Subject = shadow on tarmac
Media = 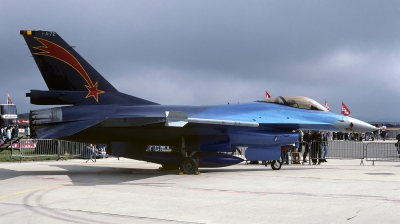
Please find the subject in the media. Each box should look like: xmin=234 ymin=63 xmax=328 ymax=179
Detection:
xmin=0 ymin=161 xmax=340 ymax=186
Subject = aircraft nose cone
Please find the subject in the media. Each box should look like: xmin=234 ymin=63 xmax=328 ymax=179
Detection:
xmin=347 ymin=117 xmax=377 ymax=133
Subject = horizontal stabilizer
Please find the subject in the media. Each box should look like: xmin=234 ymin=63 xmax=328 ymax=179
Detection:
xmin=165 ymin=111 xmax=259 ymax=127
xmin=35 ymin=119 xmax=104 ymax=139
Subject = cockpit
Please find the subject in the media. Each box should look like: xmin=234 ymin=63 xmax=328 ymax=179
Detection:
xmin=258 ymin=95 xmax=328 ymax=111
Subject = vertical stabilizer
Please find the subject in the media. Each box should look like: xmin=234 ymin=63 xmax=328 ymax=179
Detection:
xmin=21 ymin=30 xmax=157 ymax=105
xmin=20 ymin=30 xmax=117 ymax=101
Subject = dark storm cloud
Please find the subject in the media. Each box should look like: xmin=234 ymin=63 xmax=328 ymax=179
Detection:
xmin=1 ymin=0 xmax=400 ymax=121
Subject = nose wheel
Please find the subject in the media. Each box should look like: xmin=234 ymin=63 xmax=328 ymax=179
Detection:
xmin=271 ymin=160 xmax=282 ymax=170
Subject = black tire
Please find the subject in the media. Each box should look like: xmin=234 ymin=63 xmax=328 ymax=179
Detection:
xmin=162 ymin=164 xmax=179 ymax=170
xmin=271 ymin=160 xmax=282 ymax=170
xmin=180 ymin=157 xmax=198 ymax=174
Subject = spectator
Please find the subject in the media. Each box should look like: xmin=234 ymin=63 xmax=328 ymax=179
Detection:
xmin=311 ymin=130 xmax=323 ymax=165
xmin=13 ymin=125 xmax=19 ymax=138
xmin=25 ymin=126 xmax=30 ymax=139
xmin=326 ymin=131 xmax=332 ymax=141
xmin=0 ymin=127 xmax=3 ymax=144
xmin=303 ymin=130 xmax=311 ymax=163
xmin=281 ymin=146 xmax=290 ymax=164
xmin=297 ymin=130 xmax=303 ymax=153
xmin=396 ymin=134 xmax=400 ymax=158
xmin=0 ymin=126 xmax=5 ymax=142
xmin=85 ymin=143 xmax=95 ymax=161
xmin=5 ymin=127 xmax=12 ymax=143
xmin=380 ymin=124 xmax=387 ymax=141
xmin=320 ymin=131 xmax=329 ymax=162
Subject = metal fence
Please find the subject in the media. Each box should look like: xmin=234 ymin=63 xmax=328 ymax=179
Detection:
xmin=234 ymin=140 xmax=400 ymax=165
xmin=5 ymin=139 xmax=400 ymax=165
xmin=325 ymin=141 xmax=365 ymax=159
xmin=365 ymin=142 xmax=400 ymax=164
xmin=9 ymin=139 xmax=89 ymax=160
xmin=303 ymin=141 xmax=400 ymax=164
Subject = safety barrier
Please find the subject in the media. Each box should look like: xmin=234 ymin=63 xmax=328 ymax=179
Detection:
xmin=9 ymin=139 xmax=89 ymax=160
xmin=301 ymin=140 xmax=400 ymax=165
xmin=5 ymin=139 xmax=400 ymax=165
xmin=324 ymin=141 xmax=365 ymax=159
xmin=365 ymin=142 xmax=400 ymax=165
xmin=299 ymin=140 xmax=366 ymax=165
xmin=234 ymin=140 xmax=400 ymax=165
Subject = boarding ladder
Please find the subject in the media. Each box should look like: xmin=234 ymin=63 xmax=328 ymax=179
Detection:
xmin=0 ymin=137 xmax=23 ymax=152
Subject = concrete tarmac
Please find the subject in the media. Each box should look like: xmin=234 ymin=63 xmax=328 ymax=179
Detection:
xmin=0 ymin=158 xmax=399 ymax=224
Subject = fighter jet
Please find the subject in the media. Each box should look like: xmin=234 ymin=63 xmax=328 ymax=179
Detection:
xmin=20 ymin=30 xmax=376 ymax=173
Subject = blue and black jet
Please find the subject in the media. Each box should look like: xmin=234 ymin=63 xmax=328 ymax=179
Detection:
xmin=20 ymin=30 xmax=376 ymax=173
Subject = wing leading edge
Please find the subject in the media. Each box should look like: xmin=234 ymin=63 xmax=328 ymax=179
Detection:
xmin=165 ymin=111 xmax=259 ymax=127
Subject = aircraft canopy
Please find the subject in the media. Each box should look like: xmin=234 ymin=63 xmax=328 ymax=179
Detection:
xmin=258 ymin=95 xmax=328 ymax=111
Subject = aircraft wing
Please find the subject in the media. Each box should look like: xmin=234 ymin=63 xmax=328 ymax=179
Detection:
xmin=165 ymin=111 xmax=259 ymax=127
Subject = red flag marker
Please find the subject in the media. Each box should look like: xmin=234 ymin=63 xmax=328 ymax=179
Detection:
xmin=341 ymin=102 xmax=351 ymax=116
xmin=325 ymin=99 xmax=330 ymax=111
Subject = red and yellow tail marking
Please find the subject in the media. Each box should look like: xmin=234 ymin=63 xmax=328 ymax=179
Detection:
xmin=32 ymin=37 xmax=104 ymax=102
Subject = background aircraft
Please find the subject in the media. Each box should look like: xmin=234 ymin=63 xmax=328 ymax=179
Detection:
xmin=20 ymin=30 xmax=376 ymax=174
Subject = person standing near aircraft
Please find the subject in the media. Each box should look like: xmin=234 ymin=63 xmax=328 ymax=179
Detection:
xmin=0 ymin=127 xmax=4 ymax=142
xmin=85 ymin=144 xmax=96 ymax=162
xmin=394 ymin=134 xmax=400 ymax=158
xmin=311 ymin=130 xmax=323 ymax=165
xmin=297 ymin=130 xmax=303 ymax=153
xmin=25 ymin=126 xmax=30 ymax=139
xmin=0 ymin=127 xmax=4 ymax=144
xmin=380 ymin=124 xmax=387 ymax=141
xmin=396 ymin=134 xmax=400 ymax=158
xmin=281 ymin=146 xmax=289 ymax=165
xmin=302 ymin=130 xmax=311 ymax=163
xmin=5 ymin=126 xmax=12 ymax=143
xmin=320 ymin=131 xmax=329 ymax=162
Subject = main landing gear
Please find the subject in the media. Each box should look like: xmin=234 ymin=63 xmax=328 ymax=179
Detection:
xmin=179 ymin=157 xmax=199 ymax=174
xmin=178 ymin=136 xmax=200 ymax=175
xmin=159 ymin=156 xmax=199 ymax=174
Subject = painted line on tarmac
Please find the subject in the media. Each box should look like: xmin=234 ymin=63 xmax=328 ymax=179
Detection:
xmin=0 ymin=184 xmax=64 ymax=200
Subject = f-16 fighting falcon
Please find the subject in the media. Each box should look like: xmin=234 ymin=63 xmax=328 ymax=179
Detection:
xmin=20 ymin=30 xmax=376 ymax=174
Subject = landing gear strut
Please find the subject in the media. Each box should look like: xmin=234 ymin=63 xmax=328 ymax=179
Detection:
xmin=179 ymin=136 xmax=199 ymax=175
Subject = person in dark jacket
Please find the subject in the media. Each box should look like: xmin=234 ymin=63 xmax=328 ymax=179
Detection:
xmin=302 ymin=130 xmax=311 ymax=162
xmin=311 ymin=130 xmax=323 ymax=165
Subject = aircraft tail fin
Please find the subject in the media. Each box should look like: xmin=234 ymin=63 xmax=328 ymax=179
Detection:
xmin=20 ymin=30 xmax=157 ymax=105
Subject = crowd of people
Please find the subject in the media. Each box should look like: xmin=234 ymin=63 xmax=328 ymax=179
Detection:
xmin=84 ymin=143 xmax=108 ymax=159
xmin=332 ymin=124 xmax=388 ymax=141
xmin=281 ymin=125 xmax=394 ymax=165
xmin=0 ymin=125 xmax=19 ymax=145
xmin=280 ymin=130 xmax=330 ymax=165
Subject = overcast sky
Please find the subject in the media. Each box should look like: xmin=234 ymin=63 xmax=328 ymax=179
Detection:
xmin=1 ymin=0 xmax=400 ymax=122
